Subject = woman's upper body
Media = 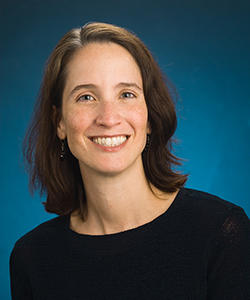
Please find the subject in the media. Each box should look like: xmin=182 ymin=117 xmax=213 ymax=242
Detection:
xmin=10 ymin=22 xmax=250 ymax=299
xmin=10 ymin=188 xmax=250 ymax=299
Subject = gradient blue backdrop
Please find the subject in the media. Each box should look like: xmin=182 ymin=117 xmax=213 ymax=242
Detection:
xmin=1 ymin=0 xmax=249 ymax=298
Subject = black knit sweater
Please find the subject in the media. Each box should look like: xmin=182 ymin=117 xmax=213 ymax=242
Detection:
xmin=10 ymin=188 xmax=250 ymax=299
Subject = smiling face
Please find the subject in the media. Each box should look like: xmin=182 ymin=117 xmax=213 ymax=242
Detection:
xmin=57 ymin=42 xmax=150 ymax=177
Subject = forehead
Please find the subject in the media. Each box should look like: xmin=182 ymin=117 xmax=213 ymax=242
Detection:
xmin=65 ymin=42 xmax=142 ymax=81
xmin=70 ymin=41 xmax=135 ymax=61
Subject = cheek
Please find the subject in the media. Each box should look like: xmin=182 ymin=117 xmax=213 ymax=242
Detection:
xmin=63 ymin=111 xmax=89 ymax=158
xmin=64 ymin=110 xmax=89 ymax=134
xmin=131 ymin=103 xmax=148 ymax=131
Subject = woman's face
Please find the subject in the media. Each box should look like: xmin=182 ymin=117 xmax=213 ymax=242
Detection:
xmin=57 ymin=42 xmax=150 ymax=177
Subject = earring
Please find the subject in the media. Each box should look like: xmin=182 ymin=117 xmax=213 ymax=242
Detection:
xmin=60 ymin=139 xmax=66 ymax=161
xmin=144 ymin=134 xmax=151 ymax=152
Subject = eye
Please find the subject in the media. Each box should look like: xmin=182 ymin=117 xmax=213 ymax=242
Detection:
xmin=77 ymin=94 xmax=94 ymax=102
xmin=120 ymin=92 xmax=136 ymax=99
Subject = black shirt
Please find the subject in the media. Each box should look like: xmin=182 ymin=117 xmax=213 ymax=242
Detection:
xmin=10 ymin=188 xmax=250 ymax=299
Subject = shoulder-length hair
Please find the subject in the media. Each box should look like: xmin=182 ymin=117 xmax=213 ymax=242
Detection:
xmin=23 ymin=22 xmax=188 ymax=216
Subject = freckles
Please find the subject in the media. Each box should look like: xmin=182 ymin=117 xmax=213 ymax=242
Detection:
xmin=65 ymin=110 xmax=87 ymax=133
xmin=131 ymin=104 xmax=148 ymax=128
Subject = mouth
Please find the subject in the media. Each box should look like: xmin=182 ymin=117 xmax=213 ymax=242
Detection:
xmin=91 ymin=135 xmax=129 ymax=147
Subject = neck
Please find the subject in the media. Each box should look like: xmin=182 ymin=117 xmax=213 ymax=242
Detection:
xmin=70 ymin=158 xmax=177 ymax=235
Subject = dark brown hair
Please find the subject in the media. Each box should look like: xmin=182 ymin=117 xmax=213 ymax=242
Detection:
xmin=23 ymin=22 xmax=188 ymax=216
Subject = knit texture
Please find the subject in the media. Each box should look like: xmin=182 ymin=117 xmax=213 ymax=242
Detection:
xmin=10 ymin=188 xmax=250 ymax=299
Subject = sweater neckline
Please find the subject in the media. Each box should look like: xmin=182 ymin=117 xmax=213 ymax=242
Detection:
xmin=62 ymin=188 xmax=187 ymax=253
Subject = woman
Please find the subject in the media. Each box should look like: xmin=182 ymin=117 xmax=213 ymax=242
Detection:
xmin=10 ymin=22 xmax=250 ymax=299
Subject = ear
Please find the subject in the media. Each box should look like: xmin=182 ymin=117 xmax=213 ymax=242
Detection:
xmin=52 ymin=105 xmax=67 ymax=140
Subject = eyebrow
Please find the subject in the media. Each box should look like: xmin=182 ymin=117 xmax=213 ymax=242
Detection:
xmin=115 ymin=82 xmax=142 ymax=91
xmin=68 ymin=84 xmax=97 ymax=98
xmin=68 ymin=82 xmax=142 ymax=98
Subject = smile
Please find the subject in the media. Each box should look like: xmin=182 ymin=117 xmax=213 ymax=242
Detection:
xmin=92 ymin=136 xmax=128 ymax=147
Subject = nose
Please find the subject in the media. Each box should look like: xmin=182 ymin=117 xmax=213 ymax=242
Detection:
xmin=95 ymin=101 xmax=122 ymax=127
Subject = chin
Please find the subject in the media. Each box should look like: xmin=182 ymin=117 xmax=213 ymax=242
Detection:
xmin=95 ymin=164 xmax=129 ymax=176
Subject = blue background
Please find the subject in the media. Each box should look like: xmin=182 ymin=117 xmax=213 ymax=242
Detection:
xmin=1 ymin=0 xmax=249 ymax=298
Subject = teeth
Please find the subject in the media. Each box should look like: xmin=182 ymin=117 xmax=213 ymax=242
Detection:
xmin=92 ymin=136 xmax=127 ymax=147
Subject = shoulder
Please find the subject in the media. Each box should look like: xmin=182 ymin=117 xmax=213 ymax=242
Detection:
xmin=184 ymin=189 xmax=250 ymax=296
xmin=177 ymin=188 xmax=250 ymax=233
xmin=10 ymin=216 xmax=70 ymax=295
xmin=182 ymin=187 xmax=246 ymax=216
xmin=11 ymin=216 xmax=68 ymax=257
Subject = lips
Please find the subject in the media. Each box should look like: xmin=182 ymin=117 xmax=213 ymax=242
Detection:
xmin=91 ymin=135 xmax=128 ymax=147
